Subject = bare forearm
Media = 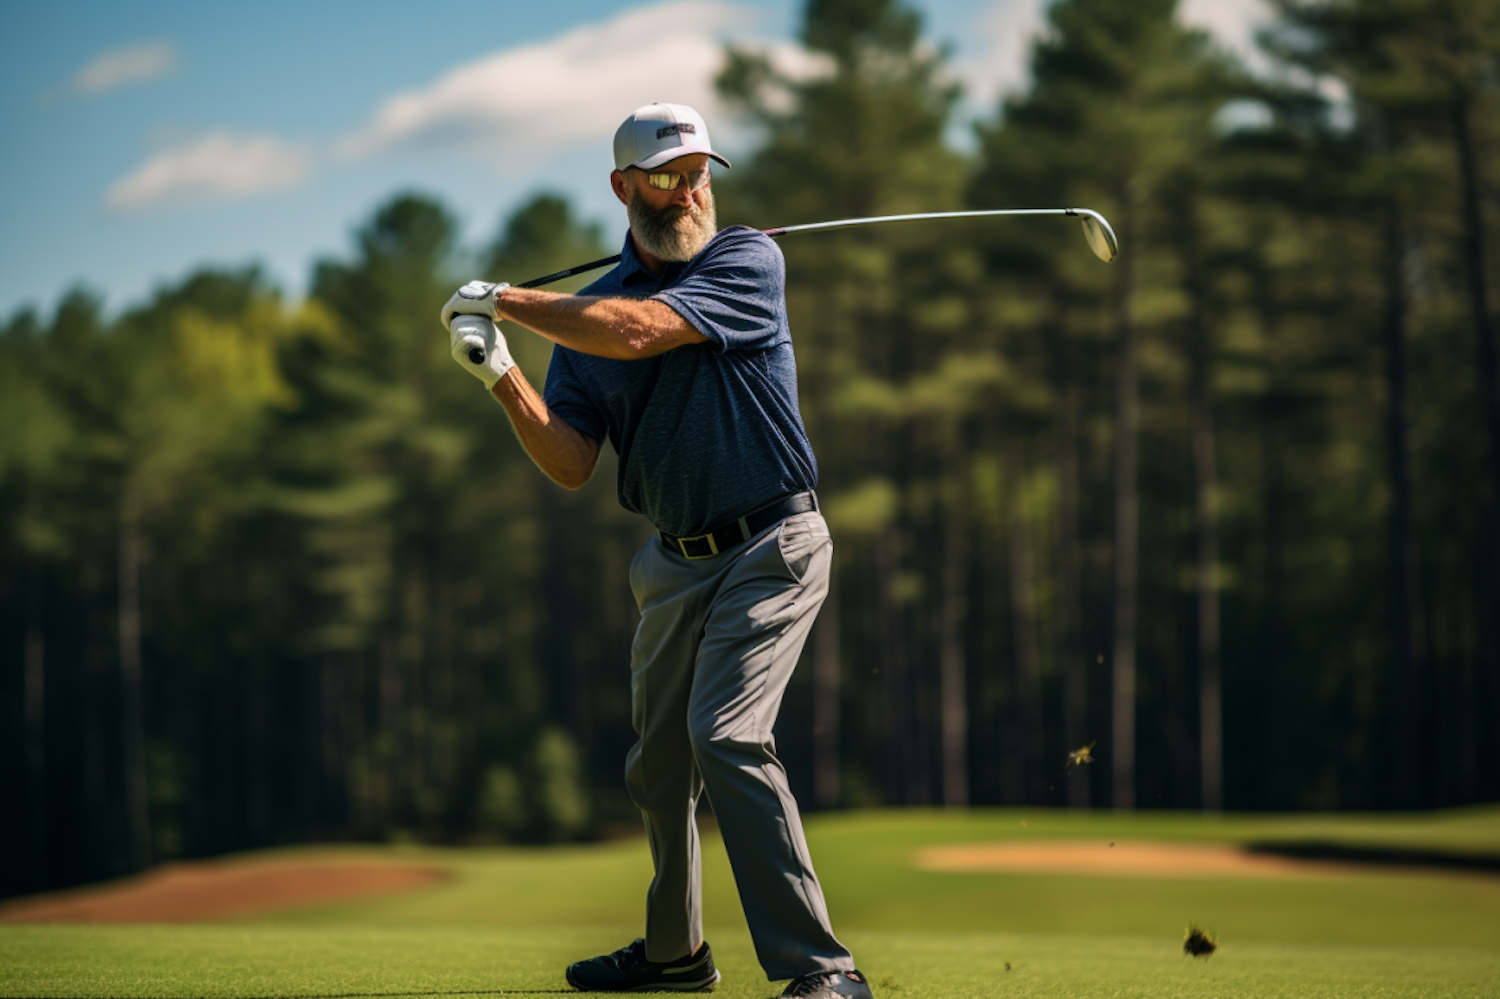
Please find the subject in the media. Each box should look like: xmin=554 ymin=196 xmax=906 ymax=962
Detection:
xmin=490 ymin=366 xmax=599 ymax=489
xmin=496 ymin=287 xmax=705 ymax=359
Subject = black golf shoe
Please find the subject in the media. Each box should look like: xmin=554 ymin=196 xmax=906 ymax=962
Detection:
xmin=780 ymin=969 xmax=874 ymax=999
xmin=565 ymin=938 xmax=720 ymax=992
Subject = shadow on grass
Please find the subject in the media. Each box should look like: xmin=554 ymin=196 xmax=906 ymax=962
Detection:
xmin=1247 ymin=841 xmax=1500 ymax=874
xmin=299 ymin=992 xmax=575 ymax=998
xmin=301 ymin=993 xmax=576 ymax=998
xmin=42 ymin=992 xmax=578 ymax=999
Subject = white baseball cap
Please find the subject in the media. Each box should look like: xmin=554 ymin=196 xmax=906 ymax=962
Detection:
xmin=613 ymin=103 xmax=732 ymax=172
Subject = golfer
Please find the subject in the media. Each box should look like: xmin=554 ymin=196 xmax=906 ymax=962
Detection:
xmin=440 ymin=104 xmax=870 ymax=999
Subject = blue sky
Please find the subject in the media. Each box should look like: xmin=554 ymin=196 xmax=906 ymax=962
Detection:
xmin=0 ymin=0 xmax=1268 ymax=320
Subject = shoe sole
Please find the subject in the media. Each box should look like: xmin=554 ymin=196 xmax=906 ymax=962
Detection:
xmin=565 ymin=967 xmax=720 ymax=992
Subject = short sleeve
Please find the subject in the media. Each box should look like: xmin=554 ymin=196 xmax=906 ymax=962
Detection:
xmin=652 ymin=228 xmax=786 ymax=353
xmin=541 ymin=345 xmax=606 ymax=442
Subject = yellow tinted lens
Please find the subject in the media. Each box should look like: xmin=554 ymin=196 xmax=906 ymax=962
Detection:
xmin=645 ymin=168 xmax=710 ymax=191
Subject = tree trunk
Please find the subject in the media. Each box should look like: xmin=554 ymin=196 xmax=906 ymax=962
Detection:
xmin=25 ymin=556 xmax=48 ymax=890
xmin=1111 ymin=192 xmax=1140 ymax=811
xmin=1384 ymin=202 xmax=1426 ymax=808
xmin=1449 ymin=94 xmax=1500 ymax=801
xmin=541 ymin=479 xmax=582 ymax=734
xmin=378 ymin=633 xmax=400 ymax=827
xmin=118 ymin=484 xmax=151 ymax=870
xmin=939 ymin=474 xmax=969 ymax=808
xmin=1005 ymin=440 xmax=1044 ymax=803
xmin=1258 ymin=409 xmax=1286 ymax=810
xmin=1180 ymin=195 xmax=1223 ymax=811
xmin=1451 ymin=87 xmax=1500 ymax=540
xmin=1191 ymin=317 xmax=1223 ymax=812
xmin=320 ymin=659 xmax=338 ymax=839
xmin=1253 ymin=242 xmax=1287 ymax=810
xmin=813 ymin=572 xmax=842 ymax=808
xmin=244 ymin=662 xmax=269 ymax=844
xmin=1049 ymin=298 xmax=1089 ymax=808
xmin=873 ymin=534 xmax=908 ymax=803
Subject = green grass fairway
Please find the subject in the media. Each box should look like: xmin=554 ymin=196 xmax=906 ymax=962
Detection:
xmin=3 ymin=807 xmax=1498 ymax=998
xmin=3 ymin=925 xmax=1497 ymax=999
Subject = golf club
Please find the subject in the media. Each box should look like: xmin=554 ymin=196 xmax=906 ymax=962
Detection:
xmin=459 ymin=208 xmax=1119 ymax=363
xmin=520 ymin=207 xmax=1118 ymax=289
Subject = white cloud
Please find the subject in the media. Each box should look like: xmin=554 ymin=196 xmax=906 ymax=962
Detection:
xmin=68 ymin=40 xmax=180 ymax=98
xmin=958 ymin=0 xmax=1277 ymax=107
xmin=760 ymin=39 xmax=836 ymax=85
xmin=340 ymin=1 xmax=752 ymax=170
xmin=1178 ymin=0 xmax=1275 ymax=72
xmin=105 ymin=133 xmax=313 ymax=211
xmin=1180 ymin=2 xmax=1355 ymax=128
xmin=957 ymin=0 xmax=1050 ymax=107
xmin=101 ymin=2 xmax=788 ymax=213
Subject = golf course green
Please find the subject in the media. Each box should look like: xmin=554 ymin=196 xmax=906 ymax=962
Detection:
xmin=3 ymin=807 xmax=1497 ymax=998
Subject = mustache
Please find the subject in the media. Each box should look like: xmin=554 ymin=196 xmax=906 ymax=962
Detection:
xmin=628 ymin=187 xmax=717 ymax=262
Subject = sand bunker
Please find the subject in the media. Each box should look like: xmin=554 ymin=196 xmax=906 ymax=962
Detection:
xmin=0 ymin=860 xmax=444 ymax=923
xmin=913 ymin=840 xmax=1363 ymax=879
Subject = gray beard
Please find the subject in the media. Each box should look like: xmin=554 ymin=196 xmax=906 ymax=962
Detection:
xmin=627 ymin=186 xmax=718 ymax=263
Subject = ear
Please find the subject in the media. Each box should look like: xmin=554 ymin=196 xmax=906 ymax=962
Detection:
xmin=610 ymin=170 xmax=630 ymax=206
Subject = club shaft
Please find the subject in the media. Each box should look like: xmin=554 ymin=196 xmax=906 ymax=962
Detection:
xmin=519 ymin=255 xmax=625 ymax=289
xmin=763 ymin=208 xmax=1084 ymax=237
xmin=518 ymin=208 xmax=1104 ymax=289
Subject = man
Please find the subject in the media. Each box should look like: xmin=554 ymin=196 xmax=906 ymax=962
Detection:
xmin=440 ymin=103 xmax=872 ymax=999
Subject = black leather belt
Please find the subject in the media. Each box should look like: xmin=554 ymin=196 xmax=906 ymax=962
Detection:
xmin=659 ymin=491 xmax=818 ymax=560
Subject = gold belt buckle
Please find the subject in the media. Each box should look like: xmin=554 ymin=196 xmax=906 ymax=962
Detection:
xmin=678 ymin=532 xmax=719 ymax=559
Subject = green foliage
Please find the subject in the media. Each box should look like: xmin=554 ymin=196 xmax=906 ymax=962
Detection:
xmin=528 ymin=727 xmax=590 ymax=840
xmin=0 ymin=191 xmax=622 ymax=897
xmin=485 ymin=192 xmax=606 ymax=281
xmin=4 ymin=0 xmax=1498 ymax=901
xmin=474 ymin=728 xmax=590 ymax=842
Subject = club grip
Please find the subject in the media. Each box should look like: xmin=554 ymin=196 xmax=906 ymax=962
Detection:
xmin=450 ymin=315 xmax=491 ymax=366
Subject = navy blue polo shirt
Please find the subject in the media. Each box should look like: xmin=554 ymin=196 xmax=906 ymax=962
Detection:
xmin=541 ymin=225 xmax=818 ymax=538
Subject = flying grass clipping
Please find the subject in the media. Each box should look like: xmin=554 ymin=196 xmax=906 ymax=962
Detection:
xmin=1183 ymin=925 xmax=1219 ymax=958
xmin=1066 ymin=742 xmax=1096 ymax=769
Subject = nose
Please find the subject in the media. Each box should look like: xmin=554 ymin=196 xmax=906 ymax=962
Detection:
xmin=671 ymin=182 xmax=695 ymax=208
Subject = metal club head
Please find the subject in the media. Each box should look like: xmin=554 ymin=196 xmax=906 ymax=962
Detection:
xmin=1077 ymin=211 xmax=1120 ymax=263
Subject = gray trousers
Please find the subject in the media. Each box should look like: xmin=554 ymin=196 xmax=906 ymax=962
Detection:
xmin=625 ymin=509 xmax=854 ymax=981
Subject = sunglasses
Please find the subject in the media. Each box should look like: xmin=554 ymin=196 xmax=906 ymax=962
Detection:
xmin=641 ymin=165 xmax=712 ymax=192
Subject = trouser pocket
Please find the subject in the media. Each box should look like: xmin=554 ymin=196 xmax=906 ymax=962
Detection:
xmin=775 ymin=512 xmax=832 ymax=582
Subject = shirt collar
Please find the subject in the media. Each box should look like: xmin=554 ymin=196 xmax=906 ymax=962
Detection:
xmin=618 ymin=232 xmax=682 ymax=287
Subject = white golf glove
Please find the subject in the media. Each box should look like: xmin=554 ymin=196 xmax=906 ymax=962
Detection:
xmin=449 ymin=315 xmax=515 ymax=389
xmin=440 ymin=280 xmax=509 ymax=329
